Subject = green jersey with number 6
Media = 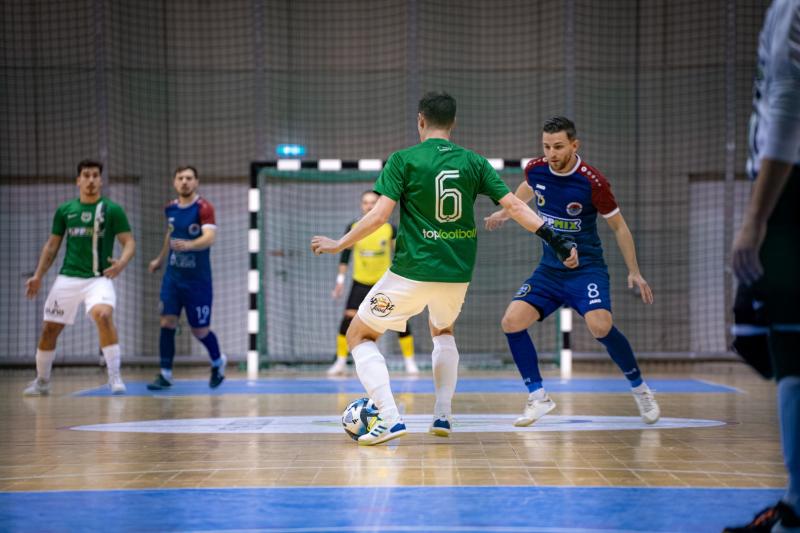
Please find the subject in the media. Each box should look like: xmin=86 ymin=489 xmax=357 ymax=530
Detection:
xmin=51 ymin=197 xmax=132 ymax=278
xmin=374 ymin=138 xmax=510 ymax=283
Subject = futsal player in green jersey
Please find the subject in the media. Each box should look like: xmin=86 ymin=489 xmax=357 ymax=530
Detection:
xmin=24 ymin=160 xmax=136 ymax=396
xmin=312 ymin=92 xmax=578 ymax=445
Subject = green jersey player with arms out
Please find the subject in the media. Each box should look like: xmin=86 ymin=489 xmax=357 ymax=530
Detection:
xmin=24 ymin=160 xmax=136 ymax=395
xmin=312 ymin=92 xmax=578 ymax=445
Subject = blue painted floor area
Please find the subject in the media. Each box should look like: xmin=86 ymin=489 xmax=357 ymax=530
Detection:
xmin=0 ymin=486 xmax=782 ymax=532
xmin=73 ymin=377 xmax=739 ymax=397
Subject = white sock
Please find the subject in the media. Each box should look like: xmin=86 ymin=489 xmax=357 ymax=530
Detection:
xmin=632 ymin=382 xmax=649 ymax=394
xmin=778 ymin=375 xmax=800 ymax=514
xmin=530 ymin=388 xmax=547 ymax=401
xmin=161 ymin=368 xmax=173 ymax=381
xmin=35 ymin=349 xmax=56 ymax=381
xmin=102 ymin=344 xmax=121 ymax=376
xmin=351 ymin=341 xmax=399 ymax=422
xmin=432 ymin=334 xmax=459 ymax=417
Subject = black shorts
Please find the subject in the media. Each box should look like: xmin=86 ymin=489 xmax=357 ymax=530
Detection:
xmin=758 ymin=166 xmax=800 ymax=379
xmin=345 ymin=281 xmax=373 ymax=311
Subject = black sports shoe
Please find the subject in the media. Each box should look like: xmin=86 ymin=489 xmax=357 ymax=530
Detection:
xmin=209 ymin=354 xmax=227 ymax=389
xmin=146 ymin=374 xmax=173 ymax=391
xmin=723 ymin=501 xmax=800 ymax=532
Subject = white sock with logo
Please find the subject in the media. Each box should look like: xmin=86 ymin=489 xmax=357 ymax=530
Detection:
xmin=351 ymin=341 xmax=400 ymax=423
xmin=35 ymin=349 xmax=56 ymax=381
xmin=102 ymin=344 xmax=121 ymax=376
xmin=432 ymin=334 xmax=459 ymax=417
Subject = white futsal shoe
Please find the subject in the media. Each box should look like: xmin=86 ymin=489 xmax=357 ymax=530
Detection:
xmin=23 ymin=378 xmax=51 ymax=396
xmin=632 ymin=384 xmax=660 ymax=424
xmin=358 ymin=414 xmax=407 ymax=446
xmin=513 ymin=391 xmax=556 ymax=427
xmin=326 ymin=357 xmax=348 ymax=377
xmin=109 ymin=373 xmax=126 ymax=395
xmin=404 ymin=357 xmax=419 ymax=376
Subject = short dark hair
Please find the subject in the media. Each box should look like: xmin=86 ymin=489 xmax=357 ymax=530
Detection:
xmin=77 ymin=159 xmax=103 ymax=175
xmin=418 ymin=92 xmax=456 ymax=128
xmin=174 ymin=165 xmax=198 ymax=179
xmin=542 ymin=116 xmax=577 ymax=140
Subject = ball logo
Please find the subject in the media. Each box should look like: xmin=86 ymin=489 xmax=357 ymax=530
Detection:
xmin=515 ymin=284 xmax=532 ymax=297
xmin=566 ymin=202 xmax=583 ymax=216
xmin=81 ymin=212 xmax=92 ymax=223
xmin=188 ymin=223 xmax=201 ymax=236
xmin=369 ymin=293 xmax=395 ymax=317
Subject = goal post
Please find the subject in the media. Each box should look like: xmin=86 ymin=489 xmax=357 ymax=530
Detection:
xmin=248 ymin=158 xmax=568 ymax=377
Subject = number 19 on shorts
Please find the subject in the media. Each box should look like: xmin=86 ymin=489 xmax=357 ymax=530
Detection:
xmin=195 ymin=305 xmax=210 ymax=325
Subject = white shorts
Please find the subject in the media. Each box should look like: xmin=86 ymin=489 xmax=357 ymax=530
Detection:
xmin=43 ymin=275 xmax=116 ymax=325
xmin=356 ymin=270 xmax=470 ymax=333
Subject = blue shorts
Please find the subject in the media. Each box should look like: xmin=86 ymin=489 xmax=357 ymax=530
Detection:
xmin=513 ymin=265 xmax=611 ymax=320
xmin=160 ymin=275 xmax=213 ymax=328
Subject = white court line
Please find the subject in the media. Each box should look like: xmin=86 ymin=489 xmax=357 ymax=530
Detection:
xmin=692 ymin=378 xmax=745 ymax=394
xmin=69 ymin=414 xmax=726 ymax=435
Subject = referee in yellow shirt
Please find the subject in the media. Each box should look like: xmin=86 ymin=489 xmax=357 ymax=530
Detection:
xmin=328 ymin=191 xmax=418 ymax=376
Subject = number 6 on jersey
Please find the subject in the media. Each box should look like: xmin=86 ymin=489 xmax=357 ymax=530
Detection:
xmin=435 ymin=170 xmax=462 ymax=223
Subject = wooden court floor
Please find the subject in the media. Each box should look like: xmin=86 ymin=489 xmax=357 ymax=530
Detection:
xmin=0 ymin=362 xmax=787 ymax=532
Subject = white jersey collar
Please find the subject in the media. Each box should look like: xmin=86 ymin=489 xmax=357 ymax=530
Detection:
xmin=549 ymin=155 xmax=582 ymax=177
xmin=176 ymin=194 xmax=199 ymax=209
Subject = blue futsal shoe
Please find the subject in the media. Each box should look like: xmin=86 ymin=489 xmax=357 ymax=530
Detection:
xmin=209 ymin=354 xmax=227 ymax=389
xmin=147 ymin=374 xmax=172 ymax=391
xmin=429 ymin=415 xmax=452 ymax=437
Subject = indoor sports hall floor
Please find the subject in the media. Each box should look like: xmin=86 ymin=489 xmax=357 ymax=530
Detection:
xmin=0 ymin=362 xmax=785 ymax=533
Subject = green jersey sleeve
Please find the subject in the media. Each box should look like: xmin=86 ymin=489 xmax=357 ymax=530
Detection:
xmin=51 ymin=204 xmax=66 ymax=236
xmin=108 ymin=203 xmax=132 ymax=236
xmin=374 ymin=152 xmax=404 ymax=201
xmin=476 ymin=156 xmax=510 ymax=203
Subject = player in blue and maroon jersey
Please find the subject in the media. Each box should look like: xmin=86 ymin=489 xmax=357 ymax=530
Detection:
xmin=147 ymin=166 xmax=226 ymax=389
xmin=485 ymin=116 xmax=659 ymax=426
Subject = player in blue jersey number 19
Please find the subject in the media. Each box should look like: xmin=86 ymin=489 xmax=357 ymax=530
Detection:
xmin=147 ymin=166 xmax=227 ymax=390
xmin=485 ymin=116 xmax=659 ymax=426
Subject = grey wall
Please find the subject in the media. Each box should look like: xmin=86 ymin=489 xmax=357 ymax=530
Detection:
xmin=0 ymin=0 xmax=771 ymax=362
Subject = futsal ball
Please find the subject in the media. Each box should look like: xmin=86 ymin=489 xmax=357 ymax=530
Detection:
xmin=341 ymin=397 xmax=379 ymax=441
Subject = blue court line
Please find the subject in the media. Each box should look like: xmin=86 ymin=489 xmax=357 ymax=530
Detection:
xmin=0 ymin=486 xmax=782 ymax=532
xmin=72 ymin=377 xmax=739 ymax=397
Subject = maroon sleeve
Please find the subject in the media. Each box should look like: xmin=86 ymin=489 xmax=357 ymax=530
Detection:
xmin=198 ymin=198 xmax=216 ymax=226
xmin=586 ymin=166 xmax=619 ymax=217
xmin=524 ymin=157 xmax=545 ymax=187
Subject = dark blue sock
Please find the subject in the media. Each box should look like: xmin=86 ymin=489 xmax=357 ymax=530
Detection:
xmin=159 ymin=327 xmax=176 ymax=371
xmin=199 ymin=331 xmax=221 ymax=363
xmin=505 ymin=330 xmax=543 ymax=392
xmin=597 ymin=326 xmax=642 ymax=387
